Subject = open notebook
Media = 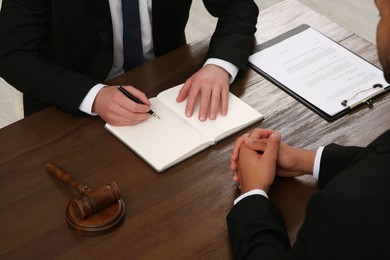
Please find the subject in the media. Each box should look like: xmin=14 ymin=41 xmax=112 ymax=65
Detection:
xmin=105 ymin=84 xmax=264 ymax=172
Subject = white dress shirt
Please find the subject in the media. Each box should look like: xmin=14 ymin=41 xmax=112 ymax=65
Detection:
xmin=234 ymin=147 xmax=325 ymax=205
xmin=79 ymin=0 xmax=238 ymax=115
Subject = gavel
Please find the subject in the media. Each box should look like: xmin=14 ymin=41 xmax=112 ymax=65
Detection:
xmin=47 ymin=162 xmax=121 ymax=219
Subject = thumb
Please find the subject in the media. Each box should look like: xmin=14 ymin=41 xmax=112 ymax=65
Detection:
xmin=262 ymin=131 xmax=281 ymax=164
xmin=245 ymin=137 xmax=267 ymax=152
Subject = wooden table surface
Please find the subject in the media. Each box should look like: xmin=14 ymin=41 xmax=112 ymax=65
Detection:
xmin=1 ymin=0 xmax=389 ymax=259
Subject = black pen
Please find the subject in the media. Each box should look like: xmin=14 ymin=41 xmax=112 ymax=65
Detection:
xmin=117 ymin=85 xmax=160 ymax=119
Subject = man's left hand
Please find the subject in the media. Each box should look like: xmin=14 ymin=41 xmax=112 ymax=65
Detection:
xmin=176 ymin=64 xmax=230 ymax=121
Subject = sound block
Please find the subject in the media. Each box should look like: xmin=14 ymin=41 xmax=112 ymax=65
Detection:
xmin=66 ymin=199 xmax=125 ymax=236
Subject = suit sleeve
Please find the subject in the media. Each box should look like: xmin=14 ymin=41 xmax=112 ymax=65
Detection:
xmin=286 ymin=190 xmax=371 ymax=259
xmin=0 ymin=0 xmax=110 ymax=114
xmin=318 ymin=144 xmax=363 ymax=188
xmin=226 ymin=195 xmax=290 ymax=260
xmin=227 ymin=191 xmax=371 ymax=260
xmin=319 ymin=130 xmax=390 ymax=188
xmin=203 ymin=0 xmax=259 ymax=71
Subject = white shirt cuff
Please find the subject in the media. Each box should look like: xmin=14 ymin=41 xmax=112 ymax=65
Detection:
xmin=234 ymin=189 xmax=268 ymax=205
xmin=78 ymin=83 xmax=106 ymax=115
xmin=204 ymin=58 xmax=239 ymax=84
xmin=313 ymin=146 xmax=325 ymax=180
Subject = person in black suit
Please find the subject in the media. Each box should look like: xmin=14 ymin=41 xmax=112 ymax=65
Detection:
xmin=226 ymin=0 xmax=390 ymax=259
xmin=0 ymin=0 xmax=258 ymax=125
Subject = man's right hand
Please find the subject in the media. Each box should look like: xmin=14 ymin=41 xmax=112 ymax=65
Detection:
xmin=92 ymin=85 xmax=151 ymax=126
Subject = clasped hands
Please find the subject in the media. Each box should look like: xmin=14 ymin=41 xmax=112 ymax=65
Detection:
xmin=230 ymin=129 xmax=316 ymax=194
xmin=93 ymin=64 xmax=229 ymax=126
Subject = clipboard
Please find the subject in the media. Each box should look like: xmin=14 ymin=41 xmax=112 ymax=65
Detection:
xmin=249 ymin=24 xmax=390 ymax=122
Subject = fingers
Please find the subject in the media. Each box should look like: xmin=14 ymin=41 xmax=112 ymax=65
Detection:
xmin=104 ymin=104 xmax=150 ymax=126
xmin=122 ymin=85 xmax=151 ymax=106
xmin=93 ymin=85 xmax=151 ymax=126
xmin=176 ymin=79 xmax=192 ymax=107
xmin=236 ymin=144 xmax=265 ymax=193
xmin=230 ymin=129 xmax=281 ymax=184
xmin=231 ymin=135 xmax=248 ymax=160
xmin=117 ymin=86 xmax=150 ymax=114
xmin=220 ymin=87 xmax=229 ymax=116
xmin=231 ymin=128 xmax=274 ymax=162
xmin=232 ymin=172 xmax=240 ymax=183
xmin=181 ymin=81 xmax=216 ymax=122
xmin=261 ymin=132 xmax=281 ymax=172
xmin=235 ymin=133 xmax=281 ymax=193
xmin=176 ymin=78 xmax=199 ymax=118
xmin=230 ymin=130 xmax=267 ymax=180
xmin=264 ymin=132 xmax=281 ymax=157
xmin=198 ymin=84 xmax=211 ymax=122
xmin=248 ymin=128 xmax=275 ymax=139
xmin=176 ymin=65 xmax=230 ymax=121
xmin=238 ymin=143 xmax=258 ymax=163
xmin=208 ymin=84 xmax=229 ymax=119
xmin=188 ymin=83 xmax=228 ymax=121
xmin=245 ymin=137 xmax=267 ymax=151
xmin=231 ymin=135 xmax=251 ymax=183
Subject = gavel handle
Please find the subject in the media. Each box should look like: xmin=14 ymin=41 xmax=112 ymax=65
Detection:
xmin=47 ymin=162 xmax=91 ymax=195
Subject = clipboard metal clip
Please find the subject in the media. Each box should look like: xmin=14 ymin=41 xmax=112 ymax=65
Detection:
xmin=341 ymin=83 xmax=384 ymax=109
xmin=365 ymin=99 xmax=374 ymax=108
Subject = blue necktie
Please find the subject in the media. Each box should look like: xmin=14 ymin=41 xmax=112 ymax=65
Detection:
xmin=122 ymin=0 xmax=144 ymax=71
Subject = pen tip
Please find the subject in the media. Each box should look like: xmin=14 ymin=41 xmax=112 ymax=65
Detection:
xmin=153 ymin=113 xmax=160 ymax=119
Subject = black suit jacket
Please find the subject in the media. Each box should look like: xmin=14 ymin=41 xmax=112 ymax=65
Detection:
xmin=0 ymin=0 xmax=258 ymax=116
xmin=227 ymin=130 xmax=390 ymax=260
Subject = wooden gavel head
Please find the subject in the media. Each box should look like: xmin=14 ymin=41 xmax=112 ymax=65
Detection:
xmin=46 ymin=162 xmax=122 ymax=219
xmin=47 ymin=162 xmax=125 ymax=235
xmin=71 ymin=181 xmax=121 ymax=219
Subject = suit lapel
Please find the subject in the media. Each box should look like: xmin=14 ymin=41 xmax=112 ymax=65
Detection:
xmin=84 ymin=0 xmax=113 ymax=50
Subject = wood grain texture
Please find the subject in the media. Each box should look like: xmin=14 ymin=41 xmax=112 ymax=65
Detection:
xmin=0 ymin=0 xmax=389 ymax=259
xmin=0 ymin=0 xmax=379 ymax=129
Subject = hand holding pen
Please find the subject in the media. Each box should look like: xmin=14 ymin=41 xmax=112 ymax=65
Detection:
xmin=92 ymin=85 xmax=158 ymax=126
xmin=117 ymin=86 xmax=160 ymax=119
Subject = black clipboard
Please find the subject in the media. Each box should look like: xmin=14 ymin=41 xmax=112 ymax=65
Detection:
xmin=249 ymin=24 xmax=390 ymax=122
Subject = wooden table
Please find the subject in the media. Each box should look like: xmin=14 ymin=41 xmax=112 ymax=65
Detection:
xmin=1 ymin=0 xmax=389 ymax=258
